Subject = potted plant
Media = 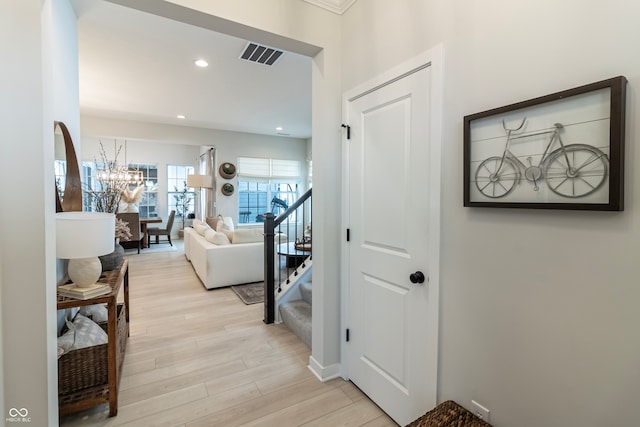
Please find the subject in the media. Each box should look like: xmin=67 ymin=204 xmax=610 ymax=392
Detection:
xmin=174 ymin=181 xmax=193 ymax=236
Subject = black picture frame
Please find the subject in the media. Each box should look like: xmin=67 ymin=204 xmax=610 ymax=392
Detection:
xmin=463 ymin=76 xmax=627 ymax=210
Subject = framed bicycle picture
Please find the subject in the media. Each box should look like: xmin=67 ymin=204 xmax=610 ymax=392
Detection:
xmin=463 ymin=76 xmax=627 ymax=211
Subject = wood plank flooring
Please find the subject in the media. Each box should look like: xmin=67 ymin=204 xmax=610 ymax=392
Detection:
xmin=59 ymin=242 xmax=397 ymax=427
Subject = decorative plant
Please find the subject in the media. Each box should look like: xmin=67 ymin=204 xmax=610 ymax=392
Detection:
xmin=173 ymin=181 xmax=193 ymax=229
xmin=120 ymin=185 xmax=145 ymax=205
xmin=84 ymin=141 xmax=143 ymax=213
xmin=114 ymin=218 xmax=132 ymax=242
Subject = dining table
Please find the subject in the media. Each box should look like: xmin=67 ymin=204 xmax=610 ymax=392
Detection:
xmin=139 ymin=217 xmax=162 ymax=248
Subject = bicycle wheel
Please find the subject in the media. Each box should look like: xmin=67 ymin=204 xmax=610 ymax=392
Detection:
xmin=475 ymin=156 xmax=519 ymax=198
xmin=544 ymin=144 xmax=608 ymax=198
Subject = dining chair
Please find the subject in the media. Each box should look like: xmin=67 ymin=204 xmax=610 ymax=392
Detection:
xmin=147 ymin=210 xmax=176 ymax=246
xmin=116 ymin=212 xmax=141 ymax=254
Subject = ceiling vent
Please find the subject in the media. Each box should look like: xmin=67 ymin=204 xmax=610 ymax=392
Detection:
xmin=240 ymin=42 xmax=284 ymax=66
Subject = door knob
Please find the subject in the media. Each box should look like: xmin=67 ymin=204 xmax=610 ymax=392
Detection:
xmin=409 ymin=271 xmax=425 ymax=284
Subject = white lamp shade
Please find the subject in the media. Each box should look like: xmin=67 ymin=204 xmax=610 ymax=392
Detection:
xmin=187 ymin=174 xmax=213 ymax=189
xmin=56 ymin=212 xmax=115 ymax=259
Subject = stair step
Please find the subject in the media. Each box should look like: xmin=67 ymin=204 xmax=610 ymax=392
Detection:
xmin=279 ymin=299 xmax=311 ymax=348
xmin=299 ymin=281 xmax=312 ymax=305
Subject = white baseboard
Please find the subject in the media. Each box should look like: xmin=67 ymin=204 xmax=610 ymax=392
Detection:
xmin=308 ymin=355 xmax=341 ymax=382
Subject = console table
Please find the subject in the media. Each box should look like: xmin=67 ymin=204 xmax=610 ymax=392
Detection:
xmin=57 ymin=259 xmax=129 ymax=417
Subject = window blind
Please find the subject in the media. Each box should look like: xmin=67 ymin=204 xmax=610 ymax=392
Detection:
xmin=238 ymin=157 xmax=300 ymax=179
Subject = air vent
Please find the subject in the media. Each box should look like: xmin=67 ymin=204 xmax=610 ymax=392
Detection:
xmin=240 ymin=42 xmax=284 ymax=66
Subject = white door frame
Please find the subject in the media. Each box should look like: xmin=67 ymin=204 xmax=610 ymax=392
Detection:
xmin=340 ymin=45 xmax=443 ymax=383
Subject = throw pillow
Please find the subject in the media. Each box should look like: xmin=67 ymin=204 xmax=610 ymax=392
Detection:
xmin=232 ymin=228 xmax=263 ymax=244
xmin=223 ymin=216 xmax=235 ymax=231
xmin=220 ymin=228 xmax=234 ymax=242
xmin=205 ymin=217 xmax=218 ymax=230
xmin=69 ymin=313 xmax=107 ymax=350
xmin=57 ymin=324 xmax=76 ymax=354
xmin=57 ymin=313 xmax=108 ymax=356
xmin=194 ymin=222 xmax=211 ymax=235
xmin=215 ymin=215 xmax=235 ymax=232
xmin=79 ymin=304 xmax=108 ymax=323
xmin=204 ymin=229 xmax=231 ymax=245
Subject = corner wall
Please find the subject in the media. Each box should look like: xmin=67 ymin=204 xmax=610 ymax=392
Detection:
xmin=1 ymin=0 xmax=80 ymax=423
xmin=342 ymin=1 xmax=640 ymax=426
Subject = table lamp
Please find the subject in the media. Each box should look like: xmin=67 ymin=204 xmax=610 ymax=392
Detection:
xmin=187 ymin=174 xmax=213 ymax=220
xmin=56 ymin=212 xmax=115 ymax=287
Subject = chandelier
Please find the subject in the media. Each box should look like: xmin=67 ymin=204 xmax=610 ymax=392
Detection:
xmin=95 ymin=140 xmax=144 ymax=188
xmin=88 ymin=141 xmax=145 ymax=213
xmin=96 ymin=167 xmax=144 ymax=186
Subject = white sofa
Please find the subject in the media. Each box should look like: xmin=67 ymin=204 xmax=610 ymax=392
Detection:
xmin=184 ymin=226 xmax=264 ymax=289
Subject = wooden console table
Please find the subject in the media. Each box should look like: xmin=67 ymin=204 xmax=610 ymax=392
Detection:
xmin=57 ymin=259 xmax=129 ymax=417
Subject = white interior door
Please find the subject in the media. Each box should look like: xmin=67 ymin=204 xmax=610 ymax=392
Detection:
xmin=345 ymin=56 xmax=441 ymax=426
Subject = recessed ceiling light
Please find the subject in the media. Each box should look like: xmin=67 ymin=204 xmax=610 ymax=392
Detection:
xmin=177 ymin=115 xmax=186 ymax=119
xmin=276 ymin=126 xmax=284 ymax=131
xmin=194 ymin=59 xmax=208 ymax=68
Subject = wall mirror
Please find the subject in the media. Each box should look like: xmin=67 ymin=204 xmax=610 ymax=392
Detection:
xmin=54 ymin=121 xmax=82 ymax=212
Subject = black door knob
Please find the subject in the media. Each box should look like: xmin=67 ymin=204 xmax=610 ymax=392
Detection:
xmin=409 ymin=271 xmax=425 ymax=284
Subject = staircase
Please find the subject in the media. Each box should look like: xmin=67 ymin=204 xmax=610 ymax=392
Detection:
xmin=263 ymin=188 xmax=312 ymax=348
xmin=279 ymin=280 xmax=312 ymax=348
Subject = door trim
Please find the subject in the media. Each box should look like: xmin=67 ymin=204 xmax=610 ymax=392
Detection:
xmin=340 ymin=45 xmax=443 ymax=386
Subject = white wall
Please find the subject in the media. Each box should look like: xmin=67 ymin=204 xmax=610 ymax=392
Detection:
xmin=80 ymin=115 xmax=308 ymax=229
xmin=1 ymin=0 xmax=79 ymax=424
xmin=342 ymin=2 xmax=640 ymax=427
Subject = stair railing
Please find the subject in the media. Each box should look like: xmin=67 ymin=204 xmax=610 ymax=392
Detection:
xmin=263 ymin=188 xmax=312 ymax=324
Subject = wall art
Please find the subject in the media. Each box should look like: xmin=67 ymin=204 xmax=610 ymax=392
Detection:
xmin=463 ymin=76 xmax=627 ymax=210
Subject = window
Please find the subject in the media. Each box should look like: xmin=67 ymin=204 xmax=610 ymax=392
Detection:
xmin=130 ymin=163 xmax=158 ymax=217
xmin=237 ymin=157 xmax=301 ymax=224
xmin=167 ymin=165 xmax=195 ymax=222
xmin=82 ymin=161 xmax=158 ymax=216
xmin=55 ymin=160 xmax=66 ymax=200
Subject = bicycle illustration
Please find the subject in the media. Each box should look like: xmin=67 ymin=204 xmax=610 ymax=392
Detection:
xmin=474 ymin=118 xmax=609 ymax=199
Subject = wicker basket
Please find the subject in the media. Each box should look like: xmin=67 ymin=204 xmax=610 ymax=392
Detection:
xmin=406 ymin=400 xmax=493 ymax=427
xmin=58 ymin=304 xmax=127 ymax=405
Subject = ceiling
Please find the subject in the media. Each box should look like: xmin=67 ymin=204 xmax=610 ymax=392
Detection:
xmin=72 ymin=1 xmax=313 ymax=139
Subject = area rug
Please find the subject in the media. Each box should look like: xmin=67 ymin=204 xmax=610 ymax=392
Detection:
xmin=231 ymin=282 xmax=264 ymax=305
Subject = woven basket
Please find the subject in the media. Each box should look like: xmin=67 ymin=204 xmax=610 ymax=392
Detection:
xmin=406 ymin=400 xmax=493 ymax=427
xmin=58 ymin=304 xmax=127 ymax=401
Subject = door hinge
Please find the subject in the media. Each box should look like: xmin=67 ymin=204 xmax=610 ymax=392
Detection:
xmin=341 ymin=124 xmax=351 ymax=140
xmin=346 ymin=228 xmax=350 ymax=242
xmin=346 ymin=328 xmax=350 ymax=342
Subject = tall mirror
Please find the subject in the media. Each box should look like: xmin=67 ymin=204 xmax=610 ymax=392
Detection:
xmin=54 ymin=121 xmax=82 ymax=212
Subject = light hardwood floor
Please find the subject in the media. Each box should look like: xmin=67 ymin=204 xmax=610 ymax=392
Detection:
xmin=59 ymin=242 xmax=398 ymax=427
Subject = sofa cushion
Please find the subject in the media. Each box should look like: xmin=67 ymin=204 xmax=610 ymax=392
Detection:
xmin=204 ymin=228 xmax=231 ymax=245
xmin=232 ymin=228 xmax=263 ymax=244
